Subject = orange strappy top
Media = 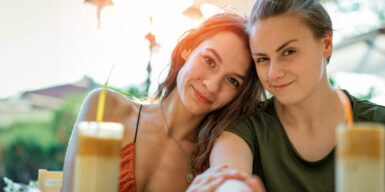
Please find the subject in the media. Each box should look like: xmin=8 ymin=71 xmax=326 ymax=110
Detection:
xmin=119 ymin=104 xmax=142 ymax=192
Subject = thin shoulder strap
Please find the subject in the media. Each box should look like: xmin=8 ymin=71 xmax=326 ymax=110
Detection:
xmin=134 ymin=104 xmax=143 ymax=143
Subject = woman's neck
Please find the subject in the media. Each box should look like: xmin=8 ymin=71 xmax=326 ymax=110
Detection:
xmin=160 ymin=89 xmax=206 ymax=141
xmin=275 ymin=76 xmax=345 ymax=132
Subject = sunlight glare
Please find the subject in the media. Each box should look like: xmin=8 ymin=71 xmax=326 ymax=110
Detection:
xmin=200 ymin=3 xmax=220 ymax=18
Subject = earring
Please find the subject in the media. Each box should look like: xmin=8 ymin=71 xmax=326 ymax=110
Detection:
xmin=322 ymin=57 xmax=326 ymax=66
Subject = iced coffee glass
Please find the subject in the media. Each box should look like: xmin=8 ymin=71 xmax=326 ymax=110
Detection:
xmin=74 ymin=121 xmax=124 ymax=192
xmin=336 ymin=123 xmax=384 ymax=192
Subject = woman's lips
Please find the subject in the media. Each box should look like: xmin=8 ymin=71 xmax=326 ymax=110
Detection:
xmin=272 ymin=81 xmax=294 ymax=91
xmin=192 ymin=87 xmax=212 ymax=104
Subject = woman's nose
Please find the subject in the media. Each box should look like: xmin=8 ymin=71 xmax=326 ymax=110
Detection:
xmin=267 ymin=61 xmax=284 ymax=80
xmin=203 ymin=76 xmax=221 ymax=93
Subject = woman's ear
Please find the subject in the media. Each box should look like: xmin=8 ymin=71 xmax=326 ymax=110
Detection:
xmin=322 ymin=31 xmax=333 ymax=57
xmin=181 ymin=49 xmax=191 ymax=61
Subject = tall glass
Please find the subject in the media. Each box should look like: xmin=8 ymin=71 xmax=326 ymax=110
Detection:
xmin=73 ymin=121 xmax=124 ymax=192
xmin=336 ymin=123 xmax=384 ymax=192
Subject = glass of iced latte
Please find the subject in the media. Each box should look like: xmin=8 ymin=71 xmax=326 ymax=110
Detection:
xmin=73 ymin=121 xmax=123 ymax=192
xmin=336 ymin=123 xmax=384 ymax=192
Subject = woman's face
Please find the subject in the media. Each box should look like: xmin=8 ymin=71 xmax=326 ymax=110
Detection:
xmin=249 ymin=15 xmax=332 ymax=105
xmin=177 ymin=31 xmax=251 ymax=116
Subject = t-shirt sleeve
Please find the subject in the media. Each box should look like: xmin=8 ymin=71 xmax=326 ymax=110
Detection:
xmin=354 ymin=99 xmax=385 ymax=124
xmin=373 ymin=105 xmax=385 ymax=125
xmin=225 ymin=119 xmax=256 ymax=157
xmin=373 ymin=105 xmax=385 ymax=123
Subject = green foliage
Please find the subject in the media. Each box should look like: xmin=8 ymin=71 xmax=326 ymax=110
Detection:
xmin=358 ymin=87 xmax=375 ymax=100
xmin=3 ymin=177 xmax=39 ymax=192
xmin=1 ymin=84 xmax=145 ymax=188
xmin=3 ymin=137 xmax=62 ymax=184
xmin=0 ymin=121 xmax=53 ymax=189
xmin=1 ymin=93 xmax=85 ymax=187
xmin=368 ymin=0 xmax=385 ymax=22
xmin=108 ymin=84 xmax=146 ymax=99
xmin=331 ymin=1 xmax=385 ymax=26
xmin=0 ymin=122 xmax=52 ymax=151
xmin=51 ymin=93 xmax=86 ymax=145
xmin=328 ymin=76 xmax=335 ymax=88
xmin=127 ymin=86 xmax=147 ymax=98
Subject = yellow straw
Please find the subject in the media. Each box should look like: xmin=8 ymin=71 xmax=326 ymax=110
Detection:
xmin=336 ymin=89 xmax=353 ymax=128
xmin=96 ymin=65 xmax=114 ymax=122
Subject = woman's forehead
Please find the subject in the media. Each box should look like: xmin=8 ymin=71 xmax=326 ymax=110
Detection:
xmin=193 ymin=32 xmax=250 ymax=73
xmin=194 ymin=32 xmax=247 ymax=53
xmin=249 ymin=15 xmax=313 ymax=49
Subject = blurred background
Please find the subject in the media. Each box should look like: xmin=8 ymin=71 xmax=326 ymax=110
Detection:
xmin=0 ymin=0 xmax=385 ymax=190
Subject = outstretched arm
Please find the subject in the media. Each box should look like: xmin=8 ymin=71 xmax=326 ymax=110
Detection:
xmin=209 ymin=131 xmax=253 ymax=174
xmin=209 ymin=131 xmax=266 ymax=191
xmin=187 ymin=131 xmax=266 ymax=191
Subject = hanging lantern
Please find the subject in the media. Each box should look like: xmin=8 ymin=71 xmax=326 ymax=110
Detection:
xmin=84 ymin=0 xmax=114 ymax=28
xmin=144 ymin=16 xmax=159 ymax=94
xmin=145 ymin=17 xmax=159 ymax=51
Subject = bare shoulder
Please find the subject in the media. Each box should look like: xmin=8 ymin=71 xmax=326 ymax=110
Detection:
xmin=81 ymin=88 xmax=141 ymax=122
xmin=62 ymin=89 xmax=142 ymax=190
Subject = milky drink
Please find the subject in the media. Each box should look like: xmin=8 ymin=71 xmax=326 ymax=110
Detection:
xmin=74 ymin=121 xmax=123 ymax=192
xmin=336 ymin=123 xmax=384 ymax=192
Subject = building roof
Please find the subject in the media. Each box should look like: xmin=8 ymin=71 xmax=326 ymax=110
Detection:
xmin=20 ymin=76 xmax=96 ymax=109
xmin=22 ymin=84 xmax=89 ymax=99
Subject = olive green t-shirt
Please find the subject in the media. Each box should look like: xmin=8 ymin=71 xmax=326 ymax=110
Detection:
xmin=226 ymin=91 xmax=385 ymax=192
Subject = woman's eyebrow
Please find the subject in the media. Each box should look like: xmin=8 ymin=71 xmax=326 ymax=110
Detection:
xmin=251 ymin=39 xmax=298 ymax=56
xmin=232 ymin=73 xmax=246 ymax=80
xmin=206 ymin=48 xmax=222 ymax=63
xmin=275 ymin=39 xmax=298 ymax=52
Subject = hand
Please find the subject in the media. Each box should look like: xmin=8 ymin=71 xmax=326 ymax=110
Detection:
xmin=214 ymin=176 xmax=266 ymax=192
xmin=186 ymin=165 xmax=248 ymax=192
xmin=215 ymin=179 xmax=252 ymax=192
xmin=246 ymin=176 xmax=266 ymax=192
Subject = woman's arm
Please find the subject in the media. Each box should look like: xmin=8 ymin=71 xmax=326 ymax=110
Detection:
xmin=210 ymin=131 xmax=253 ymax=175
xmin=186 ymin=131 xmax=254 ymax=192
xmin=186 ymin=131 xmax=266 ymax=192
xmin=61 ymin=115 xmax=79 ymax=192
xmin=208 ymin=131 xmax=265 ymax=192
xmin=61 ymin=89 xmax=100 ymax=192
xmin=61 ymin=89 xmax=126 ymax=191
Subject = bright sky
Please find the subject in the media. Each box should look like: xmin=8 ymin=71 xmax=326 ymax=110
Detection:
xmin=0 ymin=0 xmax=383 ymax=99
xmin=0 ymin=0 xmax=208 ymax=98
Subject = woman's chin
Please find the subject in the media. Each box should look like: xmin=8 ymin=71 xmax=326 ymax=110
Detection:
xmin=274 ymin=93 xmax=302 ymax=106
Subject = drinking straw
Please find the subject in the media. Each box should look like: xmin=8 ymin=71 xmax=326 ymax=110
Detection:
xmin=96 ymin=65 xmax=114 ymax=122
xmin=336 ymin=89 xmax=353 ymax=128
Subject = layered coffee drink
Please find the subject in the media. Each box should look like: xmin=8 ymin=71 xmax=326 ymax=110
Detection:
xmin=336 ymin=123 xmax=384 ymax=192
xmin=74 ymin=121 xmax=124 ymax=192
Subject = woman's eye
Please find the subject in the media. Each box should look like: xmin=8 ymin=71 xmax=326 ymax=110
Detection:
xmin=204 ymin=56 xmax=216 ymax=68
xmin=226 ymin=77 xmax=240 ymax=88
xmin=256 ymin=57 xmax=269 ymax=63
xmin=283 ymin=49 xmax=295 ymax=56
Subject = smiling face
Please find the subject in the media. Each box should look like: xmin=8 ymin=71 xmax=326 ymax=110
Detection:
xmin=249 ymin=14 xmax=332 ymax=105
xmin=176 ymin=31 xmax=251 ymax=116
